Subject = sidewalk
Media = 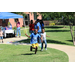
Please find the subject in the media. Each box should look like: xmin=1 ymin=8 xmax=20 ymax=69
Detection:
xmin=0 ymin=36 xmax=75 ymax=62
xmin=0 ymin=36 xmax=27 ymax=44
xmin=47 ymin=44 xmax=75 ymax=62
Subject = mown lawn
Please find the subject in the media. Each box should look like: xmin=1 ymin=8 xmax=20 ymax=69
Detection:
xmin=0 ymin=44 xmax=69 ymax=62
xmin=21 ymin=25 xmax=74 ymax=46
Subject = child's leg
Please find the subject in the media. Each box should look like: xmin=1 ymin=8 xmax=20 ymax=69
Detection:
xmin=44 ymin=40 xmax=47 ymax=49
xmin=35 ymin=46 xmax=38 ymax=54
xmin=35 ymin=43 xmax=38 ymax=54
xmin=1 ymin=36 xmax=3 ymax=43
xmin=41 ymin=41 xmax=43 ymax=50
xmin=38 ymin=32 xmax=41 ymax=43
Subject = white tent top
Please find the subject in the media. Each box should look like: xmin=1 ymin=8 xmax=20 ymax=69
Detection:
xmin=0 ymin=12 xmax=23 ymax=19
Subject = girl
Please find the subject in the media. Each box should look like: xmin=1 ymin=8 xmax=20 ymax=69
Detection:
xmin=16 ymin=19 xmax=21 ymax=38
xmin=0 ymin=28 xmax=4 ymax=43
xmin=29 ymin=20 xmax=34 ymax=34
xmin=41 ymin=28 xmax=50 ymax=51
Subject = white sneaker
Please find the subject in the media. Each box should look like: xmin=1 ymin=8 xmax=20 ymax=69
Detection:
xmin=41 ymin=49 xmax=43 ymax=51
xmin=45 ymin=48 xmax=47 ymax=50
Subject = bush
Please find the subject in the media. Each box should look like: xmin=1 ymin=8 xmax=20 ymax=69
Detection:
xmin=49 ymin=23 xmax=55 ymax=26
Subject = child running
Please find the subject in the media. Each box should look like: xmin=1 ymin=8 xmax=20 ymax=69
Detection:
xmin=25 ymin=29 xmax=42 ymax=54
xmin=0 ymin=28 xmax=4 ymax=43
xmin=41 ymin=28 xmax=50 ymax=51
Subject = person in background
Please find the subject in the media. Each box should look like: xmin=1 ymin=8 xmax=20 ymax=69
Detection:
xmin=29 ymin=20 xmax=34 ymax=34
xmin=34 ymin=21 xmax=37 ymax=29
xmin=0 ymin=28 xmax=4 ymax=43
xmin=8 ymin=21 xmax=12 ymax=30
xmin=36 ymin=19 xmax=42 ymax=43
xmin=16 ymin=19 xmax=21 ymax=38
xmin=40 ymin=20 xmax=44 ymax=29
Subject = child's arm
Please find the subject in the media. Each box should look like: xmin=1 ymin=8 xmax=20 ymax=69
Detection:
xmin=46 ymin=35 xmax=50 ymax=37
xmin=40 ymin=35 xmax=43 ymax=43
xmin=25 ymin=33 xmax=30 ymax=38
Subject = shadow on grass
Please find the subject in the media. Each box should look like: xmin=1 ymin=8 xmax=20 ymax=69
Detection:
xmin=18 ymin=38 xmax=68 ymax=45
xmin=45 ymin=30 xmax=70 ymax=32
xmin=47 ymin=39 xmax=67 ymax=45
xmin=21 ymin=53 xmax=34 ymax=55
xmin=45 ymin=26 xmax=64 ymax=29
xmin=18 ymin=38 xmax=30 ymax=43
xmin=66 ymin=40 xmax=73 ymax=42
xmin=13 ymin=53 xmax=34 ymax=56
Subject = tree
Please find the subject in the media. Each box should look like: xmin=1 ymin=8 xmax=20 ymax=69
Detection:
xmin=39 ymin=12 xmax=75 ymax=45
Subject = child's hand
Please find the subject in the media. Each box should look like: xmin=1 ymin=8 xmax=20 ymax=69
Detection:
xmin=46 ymin=35 xmax=50 ymax=37
xmin=25 ymin=33 xmax=26 ymax=35
xmin=48 ymin=36 xmax=50 ymax=37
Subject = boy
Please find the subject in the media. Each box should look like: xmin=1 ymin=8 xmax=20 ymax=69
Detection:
xmin=0 ymin=28 xmax=4 ymax=43
xmin=25 ymin=29 xmax=42 ymax=54
xmin=41 ymin=28 xmax=50 ymax=51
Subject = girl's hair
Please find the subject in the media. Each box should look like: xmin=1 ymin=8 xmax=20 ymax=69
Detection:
xmin=16 ymin=19 xmax=19 ymax=22
xmin=40 ymin=20 xmax=44 ymax=28
xmin=42 ymin=28 xmax=45 ymax=30
xmin=37 ymin=19 xmax=40 ymax=22
xmin=30 ymin=20 xmax=33 ymax=24
xmin=40 ymin=20 xmax=44 ymax=24
xmin=34 ymin=21 xmax=37 ymax=25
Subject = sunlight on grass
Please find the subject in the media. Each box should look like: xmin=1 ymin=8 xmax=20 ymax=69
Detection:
xmin=0 ymin=44 xmax=69 ymax=62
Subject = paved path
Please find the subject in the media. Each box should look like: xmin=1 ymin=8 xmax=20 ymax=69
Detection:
xmin=0 ymin=36 xmax=75 ymax=62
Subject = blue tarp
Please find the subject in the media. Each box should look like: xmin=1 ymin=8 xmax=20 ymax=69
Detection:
xmin=0 ymin=12 xmax=23 ymax=19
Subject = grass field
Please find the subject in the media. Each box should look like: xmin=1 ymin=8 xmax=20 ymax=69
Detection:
xmin=21 ymin=25 xmax=74 ymax=46
xmin=0 ymin=44 xmax=69 ymax=62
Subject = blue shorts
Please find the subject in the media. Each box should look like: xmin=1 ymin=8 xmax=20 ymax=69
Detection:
xmin=0 ymin=36 xmax=3 ymax=39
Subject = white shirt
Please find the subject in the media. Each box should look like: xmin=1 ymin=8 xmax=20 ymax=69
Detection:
xmin=41 ymin=32 xmax=46 ymax=40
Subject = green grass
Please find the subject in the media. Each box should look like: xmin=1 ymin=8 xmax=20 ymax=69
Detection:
xmin=20 ymin=25 xmax=74 ymax=46
xmin=0 ymin=44 xmax=69 ymax=62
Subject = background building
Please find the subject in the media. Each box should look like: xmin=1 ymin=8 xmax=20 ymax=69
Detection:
xmin=0 ymin=12 xmax=42 ymax=28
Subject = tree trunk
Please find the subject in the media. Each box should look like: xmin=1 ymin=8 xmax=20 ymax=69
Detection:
xmin=74 ymin=26 xmax=75 ymax=45
xmin=73 ymin=14 xmax=75 ymax=45
xmin=70 ymin=25 xmax=74 ymax=42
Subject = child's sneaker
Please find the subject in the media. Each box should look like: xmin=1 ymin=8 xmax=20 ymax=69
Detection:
xmin=45 ymin=48 xmax=47 ymax=50
xmin=2 ymin=41 xmax=3 ymax=43
xmin=41 ymin=49 xmax=43 ymax=51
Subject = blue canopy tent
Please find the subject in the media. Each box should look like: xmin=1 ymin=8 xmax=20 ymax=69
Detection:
xmin=0 ymin=12 xmax=26 ymax=27
xmin=0 ymin=12 xmax=23 ymax=19
xmin=0 ymin=12 xmax=27 ymax=37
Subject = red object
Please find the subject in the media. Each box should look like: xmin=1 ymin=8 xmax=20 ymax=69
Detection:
xmin=29 ymin=24 xmax=34 ymax=31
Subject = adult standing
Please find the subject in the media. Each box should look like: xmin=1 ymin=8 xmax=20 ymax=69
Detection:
xmin=16 ymin=19 xmax=21 ymax=38
xmin=36 ymin=19 xmax=42 ymax=43
xmin=40 ymin=20 xmax=44 ymax=29
xmin=29 ymin=20 xmax=34 ymax=34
